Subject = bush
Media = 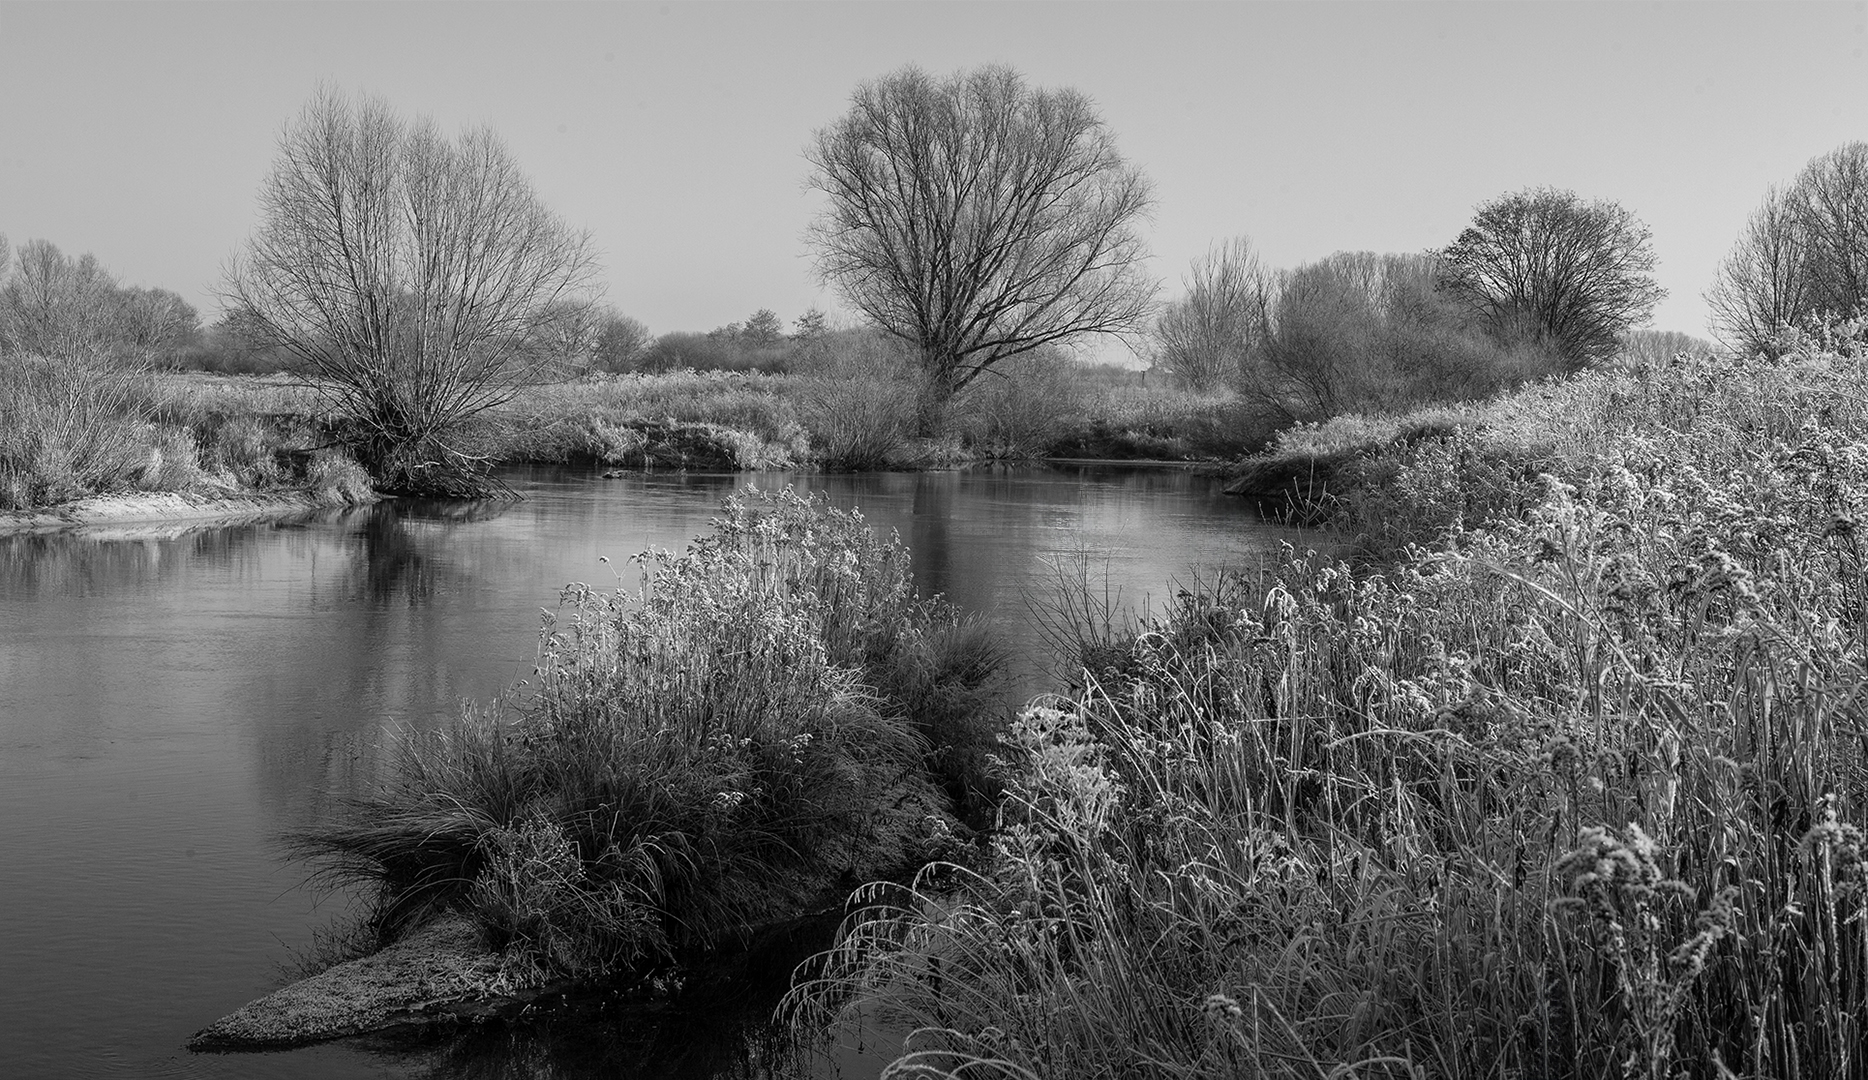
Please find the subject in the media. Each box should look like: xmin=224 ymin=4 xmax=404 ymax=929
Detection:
xmin=294 ymin=490 xmax=1008 ymax=979
xmin=952 ymin=349 xmax=1093 ymax=459
xmin=792 ymin=330 xmax=926 ymax=470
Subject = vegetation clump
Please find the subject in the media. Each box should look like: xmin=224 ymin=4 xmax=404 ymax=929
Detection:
xmin=791 ymin=339 xmax=1868 ymax=1078
xmin=296 ymin=489 xmax=1008 ymax=983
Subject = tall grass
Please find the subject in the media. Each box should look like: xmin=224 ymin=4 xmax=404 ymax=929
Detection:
xmin=790 ymin=343 xmax=1868 ymax=1078
xmin=295 ymin=489 xmax=1008 ymax=982
xmin=0 ymin=354 xmax=157 ymax=508
xmin=0 ymin=358 xmax=372 ymax=511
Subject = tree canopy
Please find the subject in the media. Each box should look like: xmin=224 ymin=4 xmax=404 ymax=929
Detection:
xmin=1441 ymin=187 xmax=1664 ymax=369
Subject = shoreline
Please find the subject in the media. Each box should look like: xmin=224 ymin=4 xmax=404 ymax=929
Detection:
xmin=0 ymin=490 xmax=377 ymax=537
xmin=0 ymin=455 xmax=1235 ymax=540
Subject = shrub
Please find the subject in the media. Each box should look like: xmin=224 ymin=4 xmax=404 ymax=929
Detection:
xmin=294 ymin=490 xmax=1007 ymax=979
xmin=792 ymin=330 xmax=926 ymax=470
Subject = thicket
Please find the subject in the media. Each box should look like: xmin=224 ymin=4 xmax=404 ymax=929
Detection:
xmin=791 ymin=339 xmax=1868 ymax=1079
xmin=294 ymin=490 xmax=1010 ymax=982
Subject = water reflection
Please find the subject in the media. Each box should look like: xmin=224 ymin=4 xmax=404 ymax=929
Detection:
xmin=0 ymin=465 xmax=1302 ymax=1080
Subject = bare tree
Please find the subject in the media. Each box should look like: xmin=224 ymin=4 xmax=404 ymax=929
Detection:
xmin=1152 ymin=238 xmax=1273 ymax=392
xmin=113 ymin=287 xmax=201 ymax=362
xmin=1706 ymin=188 xmax=1810 ymax=358
xmin=806 ymin=65 xmax=1156 ymax=410
xmin=226 ymin=89 xmax=599 ymax=495
xmin=530 ymin=298 xmax=606 ymax=376
xmin=592 ymin=309 xmax=651 ymax=373
xmin=0 ymin=239 xmax=121 ymax=360
xmin=1708 ymin=144 xmax=1868 ymax=357
xmin=1441 ymin=187 xmax=1664 ymax=369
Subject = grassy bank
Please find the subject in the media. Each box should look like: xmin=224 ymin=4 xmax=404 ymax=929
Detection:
xmin=788 ymin=341 xmax=1868 ymax=1077
xmin=1228 ymin=345 xmax=1868 ymax=561
xmin=492 ymin=363 xmax=1256 ymax=472
xmin=295 ymin=489 xmax=1009 ymax=984
xmin=3 ymin=354 xmax=1258 ymax=512
xmin=0 ymin=357 xmax=371 ymax=511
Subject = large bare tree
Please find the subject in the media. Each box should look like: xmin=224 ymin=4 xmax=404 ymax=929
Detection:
xmin=1152 ymin=238 xmax=1274 ymax=392
xmin=1441 ymin=187 xmax=1664 ymax=369
xmin=1708 ymin=144 xmax=1868 ymax=357
xmin=226 ymin=90 xmax=599 ymax=495
xmin=806 ymin=65 xmax=1155 ymax=407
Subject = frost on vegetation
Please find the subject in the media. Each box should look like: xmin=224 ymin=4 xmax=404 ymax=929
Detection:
xmin=299 ymin=488 xmax=1005 ymax=984
xmin=794 ymin=339 xmax=1868 ymax=1079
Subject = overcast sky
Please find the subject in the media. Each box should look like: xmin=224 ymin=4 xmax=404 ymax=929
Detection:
xmin=4 ymin=1 xmax=1867 ymax=360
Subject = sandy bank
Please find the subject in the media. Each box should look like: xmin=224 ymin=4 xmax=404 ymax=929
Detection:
xmin=0 ymin=491 xmax=376 ymax=537
xmin=187 ymin=916 xmax=568 ymax=1051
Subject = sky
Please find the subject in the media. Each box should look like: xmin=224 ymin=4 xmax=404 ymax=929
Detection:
xmin=3 ymin=1 xmax=1868 ymax=362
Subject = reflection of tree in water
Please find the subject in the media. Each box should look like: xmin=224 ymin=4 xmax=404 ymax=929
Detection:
xmin=347 ymin=499 xmax=518 ymax=605
xmin=0 ymin=521 xmax=272 ymax=598
xmin=906 ymin=472 xmax=955 ymax=602
xmin=376 ymin=916 xmax=858 ymax=1080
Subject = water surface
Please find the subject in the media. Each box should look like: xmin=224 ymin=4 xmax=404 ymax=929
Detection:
xmin=0 ymin=465 xmax=1304 ymax=1079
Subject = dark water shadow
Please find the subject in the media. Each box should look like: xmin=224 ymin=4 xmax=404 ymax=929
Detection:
xmin=353 ymin=915 xmax=874 ymax=1080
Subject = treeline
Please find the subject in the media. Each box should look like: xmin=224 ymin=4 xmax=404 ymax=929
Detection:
xmin=0 ymin=233 xmax=835 ymax=382
xmin=0 ymin=237 xmax=199 ymax=365
xmin=1146 ymin=188 xmax=1671 ymax=425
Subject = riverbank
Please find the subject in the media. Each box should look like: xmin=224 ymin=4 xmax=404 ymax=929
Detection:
xmin=795 ymin=341 xmax=1868 ymax=1076
xmin=0 ymin=489 xmax=376 ymax=536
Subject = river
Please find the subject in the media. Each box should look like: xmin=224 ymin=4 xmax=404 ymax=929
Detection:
xmin=0 ymin=465 xmax=1304 ymax=1079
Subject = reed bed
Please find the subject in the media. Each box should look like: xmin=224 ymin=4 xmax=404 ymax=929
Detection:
xmin=789 ymin=343 xmax=1868 ymax=1079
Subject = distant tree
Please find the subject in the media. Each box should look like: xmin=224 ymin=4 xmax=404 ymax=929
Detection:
xmin=113 ymin=287 xmax=201 ymax=361
xmin=1238 ymin=250 xmax=1565 ymax=424
xmin=530 ymin=299 xmax=606 ymax=375
xmin=0 ymin=239 xmax=121 ymax=359
xmin=742 ymin=309 xmax=785 ymax=348
xmin=1707 ymin=188 xmax=1809 ymax=358
xmin=225 ymin=89 xmax=599 ymax=495
xmin=0 ymin=234 xmax=10 ymax=289
xmin=592 ymin=310 xmax=651 ymax=372
xmin=1441 ymin=187 xmax=1664 ymax=369
xmin=1152 ymin=238 xmax=1274 ymax=392
xmin=806 ymin=64 xmax=1156 ymax=411
xmin=792 ymin=308 xmax=829 ymax=341
xmin=1616 ymin=328 xmax=1720 ymax=367
xmin=1707 ymin=144 xmax=1868 ymax=357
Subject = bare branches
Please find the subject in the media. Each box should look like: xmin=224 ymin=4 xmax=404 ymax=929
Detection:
xmin=1441 ymin=187 xmax=1664 ymax=369
xmin=1152 ymin=238 xmax=1274 ymax=392
xmin=806 ymin=65 xmax=1156 ymax=400
xmin=1708 ymin=144 xmax=1868 ymax=358
xmin=226 ymin=89 xmax=599 ymax=495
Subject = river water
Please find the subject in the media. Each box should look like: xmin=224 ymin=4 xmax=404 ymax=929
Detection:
xmin=0 ymin=465 xmax=1303 ymax=1079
